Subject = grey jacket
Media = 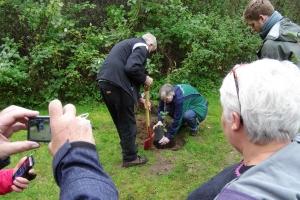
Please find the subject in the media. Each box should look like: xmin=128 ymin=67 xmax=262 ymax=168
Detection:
xmin=257 ymin=18 xmax=300 ymax=68
xmin=215 ymin=135 xmax=300 ymax=200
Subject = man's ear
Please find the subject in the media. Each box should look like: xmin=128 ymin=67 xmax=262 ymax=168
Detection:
xmin=147 ymin=44 xmax=153 ymax=52
xmin=259 ymin=14 xmax=268 ymax=23
xmin=231 ymin=111 xmax=242 ymax=130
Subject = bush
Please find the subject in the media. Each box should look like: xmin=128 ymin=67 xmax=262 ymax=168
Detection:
xmin=2 ymin=0 xmax=295 ymax=107
xmin=0 ymin=0 xmax=106 ymax=107
xmin=0 ymin=38 xmax=31 ymax=107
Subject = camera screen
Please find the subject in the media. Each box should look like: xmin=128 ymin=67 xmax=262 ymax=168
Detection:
xmin=28 ymin=117 xmax=51 ymax=142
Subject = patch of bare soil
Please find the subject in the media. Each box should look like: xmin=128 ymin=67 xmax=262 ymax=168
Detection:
xmin=135 ymin=104 xmax=187 ymax=151
xmin=148 ymin=149 xmax=176 ymax=175
xmin=134 ymin=104 xmax=191 ymax=174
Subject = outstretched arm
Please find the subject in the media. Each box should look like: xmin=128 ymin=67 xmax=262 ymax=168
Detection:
xmin=48 ymin=99 xmax=118 ymax=199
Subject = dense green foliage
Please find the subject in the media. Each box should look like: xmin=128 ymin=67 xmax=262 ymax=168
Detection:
xmin=0 ymin=0 xmax=298 ymax=107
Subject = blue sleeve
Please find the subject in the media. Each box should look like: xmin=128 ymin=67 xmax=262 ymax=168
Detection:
xmin=166 ymin=88 xmax=184 ymax=139
xmin=53 ymin=140 xmax=118 ymax=200
xmin=157 ymin=100 xmax=164 ymax=121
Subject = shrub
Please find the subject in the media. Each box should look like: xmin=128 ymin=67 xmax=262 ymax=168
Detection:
xmin=2 ymin=0 xmax=289 ymax=107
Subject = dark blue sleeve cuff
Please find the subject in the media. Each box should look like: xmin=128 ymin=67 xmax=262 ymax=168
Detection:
xmin=0 ymin=157 xmax=10 ymax=169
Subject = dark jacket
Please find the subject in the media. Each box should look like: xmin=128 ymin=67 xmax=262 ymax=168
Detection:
xmin=257 ymin=18 xmax=300 ymax=68
xmin=96 ymin=38 xmax=149 ymax=103
xmin=0 ymin=157 xmax=10 ymax=169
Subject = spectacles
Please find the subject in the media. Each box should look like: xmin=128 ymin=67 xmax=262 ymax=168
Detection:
xmin=230 ymin=67 xmax=244 ymax=124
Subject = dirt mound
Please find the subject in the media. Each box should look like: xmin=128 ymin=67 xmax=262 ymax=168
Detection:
xmin=135 ymin=104 xmax=187 ymax=151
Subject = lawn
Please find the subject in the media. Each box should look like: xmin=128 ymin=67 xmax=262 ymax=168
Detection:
xmin=2 ymin=92 xmax=242 ymax=200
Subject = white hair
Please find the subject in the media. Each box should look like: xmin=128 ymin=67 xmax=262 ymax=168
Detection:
xmin=142 ymin=33 xmax=157 ymax=51
xmin=159 ymin=84 xmax=174 ymax=99
xmin=220 ymin=59 xmax=300 ymax=144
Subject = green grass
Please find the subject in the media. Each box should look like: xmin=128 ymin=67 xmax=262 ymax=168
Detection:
xmin=2 ymin=93 xmax=242 ymax=199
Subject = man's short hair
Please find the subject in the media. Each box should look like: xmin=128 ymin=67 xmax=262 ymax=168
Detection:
xmin=142 ymin=33 xmax=157 ymax=51
xmin=243 ymin=0 xmax=275 ymax=21
xmin=159 ymin=84 xmax=174 ymax=100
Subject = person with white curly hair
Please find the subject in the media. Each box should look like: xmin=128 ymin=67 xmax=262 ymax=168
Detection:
xmin=187 ymin=58 xmax=300 ymax=200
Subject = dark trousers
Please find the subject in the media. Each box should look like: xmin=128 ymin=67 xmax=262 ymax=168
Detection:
xmin=166 ymin=101 xmax=209 ymax=129
xmin=99 ymin=81 xmax=138 ymax=162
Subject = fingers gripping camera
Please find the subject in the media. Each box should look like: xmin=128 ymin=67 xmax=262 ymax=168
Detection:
xmin=28 ymin=113 xmax=91 ymax=142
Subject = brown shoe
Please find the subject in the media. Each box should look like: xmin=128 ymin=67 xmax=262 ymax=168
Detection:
xmin=122 ymin=156 xmax=148 ymax=168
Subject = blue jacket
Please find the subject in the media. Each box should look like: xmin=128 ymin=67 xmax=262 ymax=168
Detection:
xmin=53 ymin=140 xmax=118 ymax=199
xmin=157 ymin=84 xmax=208 ymax=139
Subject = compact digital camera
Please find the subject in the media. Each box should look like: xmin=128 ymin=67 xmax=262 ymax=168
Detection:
xmin=27 ymin=116 xmax=51 ymax=142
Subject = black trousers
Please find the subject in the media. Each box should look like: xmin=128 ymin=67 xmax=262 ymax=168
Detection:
xmin=99 ymin=81 xmax=138 ymax=162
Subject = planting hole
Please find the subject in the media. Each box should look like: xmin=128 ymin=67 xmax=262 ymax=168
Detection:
xmin=135 ymin=105 xmax=187 ymax=151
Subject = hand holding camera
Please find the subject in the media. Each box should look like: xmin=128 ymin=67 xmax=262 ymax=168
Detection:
xmin=0 ymin=105 xmax=39 ymax=138
xmin=0 ymin=106 xmax=40 ymax=160
xmin=12 ymin=155 xmax=36 ymax=193
xmin=48 ymin=100 xmax=95 ymax=157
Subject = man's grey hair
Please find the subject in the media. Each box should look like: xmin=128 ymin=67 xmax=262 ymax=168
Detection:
xmin=220 ymin=59 xmax=300 ymax=144
xmin=142 ymin=33 xmax=157 ymax=51
xmin=159 ymin=84 xmax=174 ymax=99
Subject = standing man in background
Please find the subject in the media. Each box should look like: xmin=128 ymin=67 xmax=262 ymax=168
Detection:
xmin=243 ymin=0 xmax=300 ymax=68
xmin=96 ymin=33 xmax=157 ymax=168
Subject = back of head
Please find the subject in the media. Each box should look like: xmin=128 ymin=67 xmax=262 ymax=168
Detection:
xmin=159 ymin=84 xmax=174 ymax=99
xmin=243 ymin=0 xmax=275 ymax=21
xmin=220 ymin=59 xmax=300 ymax=144
xmin=142 ymin=33 xmax=157 ymax=51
